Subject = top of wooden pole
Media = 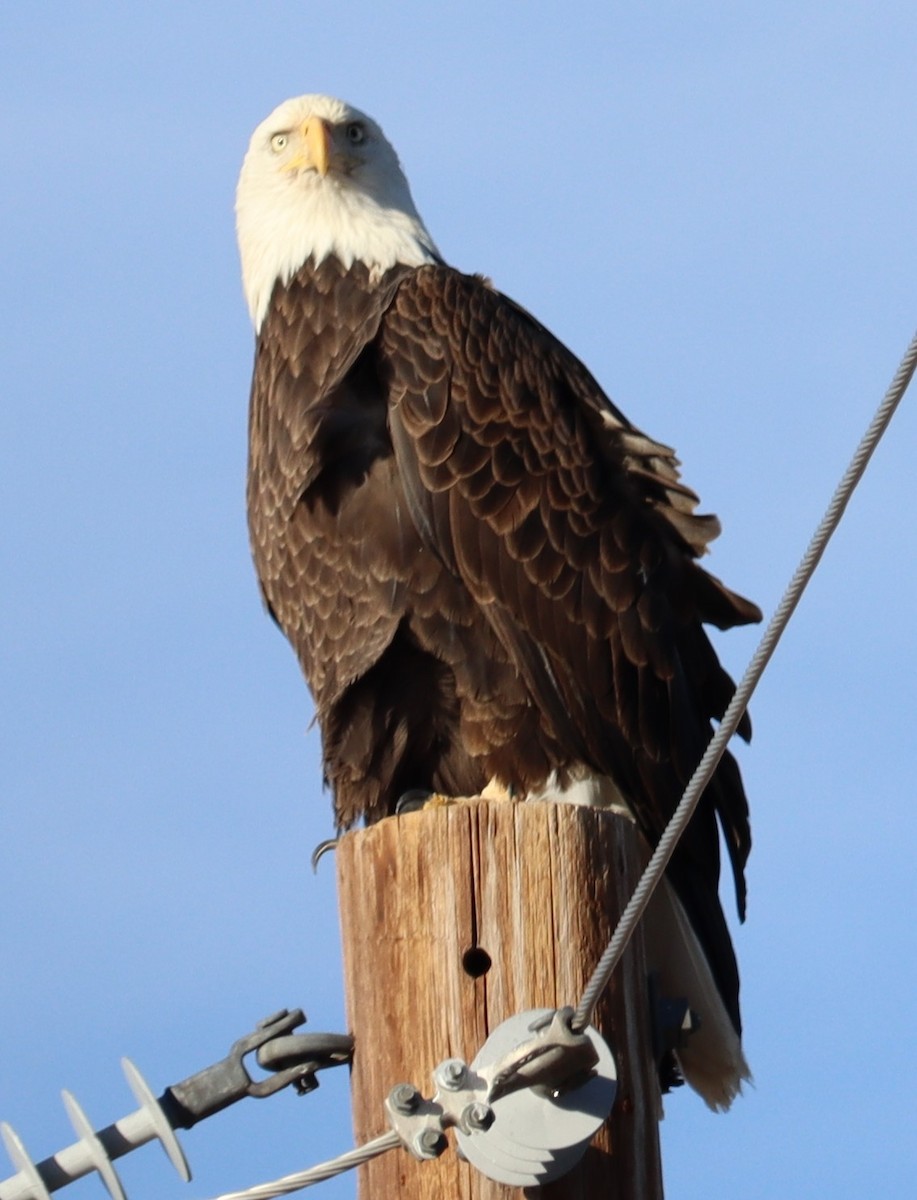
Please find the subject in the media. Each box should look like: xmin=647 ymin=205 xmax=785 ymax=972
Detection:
xmin=335 ymin=798 xmax=663 ymax=1199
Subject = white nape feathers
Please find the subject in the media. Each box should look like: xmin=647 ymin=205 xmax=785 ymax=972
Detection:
xmin=236 ymin=94 xmax=440 ymax=331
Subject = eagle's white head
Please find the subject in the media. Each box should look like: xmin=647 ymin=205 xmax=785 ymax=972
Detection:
xmin=236 ymin=94 xmax=441 ymax=331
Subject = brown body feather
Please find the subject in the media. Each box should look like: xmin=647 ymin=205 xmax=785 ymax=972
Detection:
xmin=247 ymin=256 xmax=760 ymax=1031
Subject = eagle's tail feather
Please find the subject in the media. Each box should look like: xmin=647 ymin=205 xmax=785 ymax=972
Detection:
xmin=643 ymin=878 xmax=751 ymax=1111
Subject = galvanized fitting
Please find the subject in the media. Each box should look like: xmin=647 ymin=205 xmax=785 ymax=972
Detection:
xmin=460 ymin=1102 xmax=495 ymax=1134
xmin=435 ymin=1059 xmax=467 ymax=1092
xmin=389 ymin=1084 xmax=421 ymax=1116
xmin=412 ymin=1129 xmax=447 ymax=1159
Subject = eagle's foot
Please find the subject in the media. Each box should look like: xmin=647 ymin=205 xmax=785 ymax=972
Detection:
xmin=395 ymin=789 xmax=456 ymax=815
xmin=395 ymin=779 xmax=516 ymax=815
xmin=479 ymin=777 xmax=516 ymax=803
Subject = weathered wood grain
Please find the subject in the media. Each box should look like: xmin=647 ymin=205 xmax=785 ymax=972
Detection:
xmin=336 ymin=799 xmax=663 ymax=1198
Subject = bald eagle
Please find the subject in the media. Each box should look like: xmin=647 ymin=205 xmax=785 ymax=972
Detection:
xmin=236 ymin=95 xmax=761 ymax=1109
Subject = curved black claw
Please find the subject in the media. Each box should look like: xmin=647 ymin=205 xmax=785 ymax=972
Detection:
xmin=395 ymin=789 xmax=435 ymax=816
xmin=310 ymin=837 xmax=338 ymax=872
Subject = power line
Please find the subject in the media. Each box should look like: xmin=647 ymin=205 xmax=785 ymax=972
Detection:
xmin=207 ymin=325 xmax=917 ymax=1200
xmin=573 ymin=324 xmax=917 ymax=1031
xmin=13 ymin=330 xmax=911 ymax=1200
xmin=209 ymin=1133 xmax=402 ymax=1200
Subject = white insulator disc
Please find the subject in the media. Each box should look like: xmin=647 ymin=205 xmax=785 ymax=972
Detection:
xmin=121 ymin=1059 xmax=191 ymax=1182
xmin=61 ymin=1091 xmax=127 ymax=1200
xmin=0 ymin=1123 xmax=52 ymax=1200
xmin=455 ymin=1008 xmax=616 ymax=1188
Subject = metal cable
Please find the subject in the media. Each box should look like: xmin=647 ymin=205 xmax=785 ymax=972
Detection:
xmin=203 ymin=328 xmax=916 ymax=1197
xmin=208 ymin=1132 xmax=402 ymax=1200
xmin=573 ymin=325 xmax=917 ymax=1031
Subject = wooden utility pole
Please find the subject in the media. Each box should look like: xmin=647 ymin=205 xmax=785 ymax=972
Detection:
xmin=337 ymin=799 xmax=664 ymax=1198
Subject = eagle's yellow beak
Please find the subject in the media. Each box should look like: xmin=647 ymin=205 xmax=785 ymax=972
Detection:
xmin=301 ymin=116 xmax=331 ymax=176
xmin=281 ymin=116 xmax=333 ymax=176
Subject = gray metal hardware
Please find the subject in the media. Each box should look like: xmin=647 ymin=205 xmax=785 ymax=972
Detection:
xmin=0 ymin=1009 xmax=352 ymax=1200
xmin=384 ymin=1007 xmax=616 ymax=1186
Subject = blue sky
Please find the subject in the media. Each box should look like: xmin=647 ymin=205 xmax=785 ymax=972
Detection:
xmin=1 ymin=4 xmax=914 ymax=1198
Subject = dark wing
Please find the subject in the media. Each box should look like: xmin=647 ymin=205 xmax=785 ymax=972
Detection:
xmin=248 ymin=260 xmax=446 ymax=817
xmin=379 ymin=267 xmax=761 ymax=1027
xmin=248 ymin=258 xmax=508 ymax=826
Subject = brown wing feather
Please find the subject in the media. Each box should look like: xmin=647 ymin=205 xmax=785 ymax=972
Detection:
xmin=248 ymin=259 xmax=548 ymax=826
xmin=380 ymin=267 xmax=761 ymax=1027
xmin=248 ymin=259 xmax=413 ymax=710
xmin=248 ymin=257 xmax=759 ymax=1031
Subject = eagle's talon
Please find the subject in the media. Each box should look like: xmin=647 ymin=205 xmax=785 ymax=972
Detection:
xmin=395 ymin=790 xmax=458 ymax=815
xmin=395 ymin=789 xmax=437 ymax=815
xmin=310 ymin=837 xmax=338 ymax=871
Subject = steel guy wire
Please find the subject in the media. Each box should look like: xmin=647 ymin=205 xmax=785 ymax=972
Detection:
xmin=42 ymin=332 xmax=909 ymax=1200
xmin=208 ymin=1132 xmax=402 ymax=1200
xmin=207 ymin=325 xmax=917 ymax=1200
xmin=573 ymin=324 xmax=917 ymax=1032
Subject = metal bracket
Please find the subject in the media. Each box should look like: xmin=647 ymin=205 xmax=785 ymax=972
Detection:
xmin=384 ymin=1059 xmax=496 ymax=1163
xmin=0 ymin=1008 xmax=353 ymax=1200
xmin=483 ymin=1006 xmax=600 ymax=1102
xmin=384 ymin=1008 xmax=616 ymax=1188
xmin=162 ymin=1008 xmax=352 ymax=1126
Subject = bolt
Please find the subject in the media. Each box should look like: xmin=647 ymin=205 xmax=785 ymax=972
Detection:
xmin=390 ymin=1083 xmax=420 ymax=1115
xmin=413 ymin=1128 xmax=447 ymax=1159
xmin=461 ymin=1102 xmax=495 ymax=1133
xmin=437 ymin=1059 xmax=466 ymax=1091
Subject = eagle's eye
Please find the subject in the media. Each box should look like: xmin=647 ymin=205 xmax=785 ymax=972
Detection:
xmin=345 ymin=121 xmax=366 ymax=145
xmin=270 ymin=132 xmax=288 ymax=153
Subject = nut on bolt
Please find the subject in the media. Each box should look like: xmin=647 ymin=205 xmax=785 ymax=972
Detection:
xmin=390 ymin=1083 xmax=421 ymax=1115
xmin=414 ymin=1128 xmax=448 ymax=1159
xmin=436 ymin=1058 xmax=467 ymax=1091
xmin=461 ymin=1102 xmax=495 ymax=1133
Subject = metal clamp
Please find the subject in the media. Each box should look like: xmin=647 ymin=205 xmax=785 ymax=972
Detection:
xmin=384 ymin=1008 xmax=616 ymax=1188
xmin=162 ymin=1008 xmax=352 ymax=1125
xmin=482 ymin=1006 xmax=600 ymax=1102
xmin=385 ymin=1058 xmax=495 ymax=1163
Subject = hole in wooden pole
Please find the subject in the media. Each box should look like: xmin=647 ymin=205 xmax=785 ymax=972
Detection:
xmin=462 ymin=946 xmax=492 ymax=978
